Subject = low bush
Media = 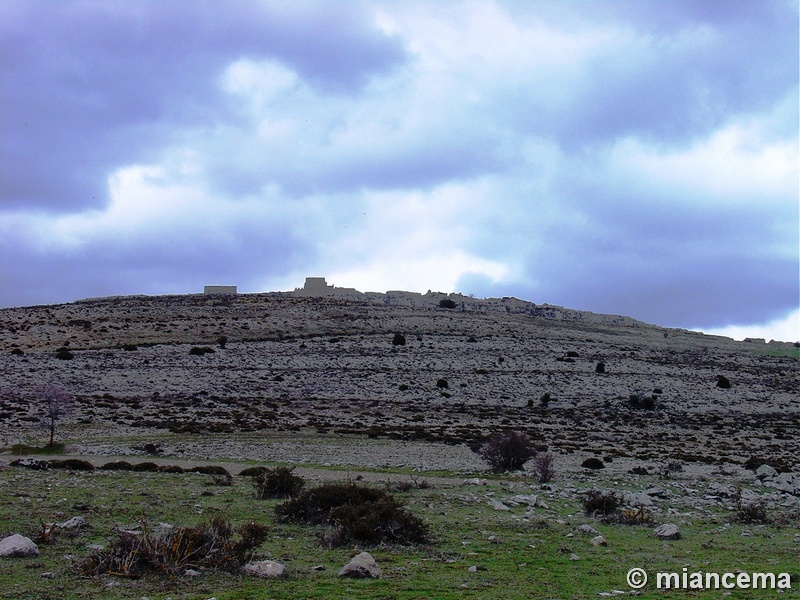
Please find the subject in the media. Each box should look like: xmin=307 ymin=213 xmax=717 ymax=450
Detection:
xmin=438 ymin=299 xmax=457 ymax=309
xmin=239 ymin=466 xmax=270 ymax=478
xmin=80 ymin=515 xmax=268 ymax=577
xmin=55 ymin=348 xmax=74 ymax=360
xmin=392 ymin=333 xmax=406 ymax=346
xmin=100 ymin=461 xmax=134 ymax=471
xmin=584 ymin=489 xmax=621 ymax=517
xmin=50 ymin=459 xmax=94 ymax=471
xmin=275 ymin=482 xmax=429 ymax=546
xmin=189 ymin=346 xmax=215 ymax=356
xmin=581 ymin=457 xmax=605 ymax=470
xmin=532 ymin=452 xmax=556 ymax=483
xmin=255 ymin=467 xmax=305 ymax=499
xmin=478 ymin=431 xmax=536 ymax=472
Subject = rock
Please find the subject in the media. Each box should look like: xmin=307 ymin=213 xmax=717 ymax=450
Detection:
xmin=645 ymin=486 xmax=669 ymax=498
xmin=624 ymin=492 xmax=653 ymax=507
xmin=756 ymin=464 xmax=778 ymax=480
xmin=489 ymin=499 xmax=510 ymax=511
xmin=569 ymin=553 xmax=580 ymax=561
xmin=0 ymin=534 xmax=39 ymax=557
xmin=310 ymin=564 xmax=326 ymax=571
xmin=576 ymin=524 xmax=600 ymax=536
xmin=653 ymin=524 xmax=681 ymax=540
xmin=185 ymin=569 xmax=201 ymax=577
xmin=338 ymin=552 xmax=381 ymax=578
xmin=590 ymin=535 xmax=607 ymax=547
xmin=58 ymin=516 xmax=88 ymax=529
xmin=468 ymin=565 xmax=478 ymax=572
xmin=243 ymin=560 xmax=286 ymax=578
xmin=509 ymin=494 xmax=538 ymax=507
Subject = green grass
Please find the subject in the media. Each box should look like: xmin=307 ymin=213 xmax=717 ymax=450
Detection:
xmin=9 ymin=442 xmax=66 ymax=455
xmin=0 ymin=467 xmax=797 ymax=599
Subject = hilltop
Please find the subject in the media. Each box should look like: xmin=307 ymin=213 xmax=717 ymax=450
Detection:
xmin=0 ymin=289 xmax=797 ymax=471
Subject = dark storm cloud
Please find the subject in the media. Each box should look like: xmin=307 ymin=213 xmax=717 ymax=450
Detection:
xmin=0 ymin=0 xmax=406 ymax=211
xmin=0 ymin=0 xmax=796 ymax=340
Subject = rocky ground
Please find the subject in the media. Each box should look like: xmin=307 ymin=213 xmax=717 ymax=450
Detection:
xmin=0 ymin=292 xmax=797 ymax=474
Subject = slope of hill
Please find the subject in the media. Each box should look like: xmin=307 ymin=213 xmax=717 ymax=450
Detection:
xmin=0 ymin=292 xmax=797 ymax=471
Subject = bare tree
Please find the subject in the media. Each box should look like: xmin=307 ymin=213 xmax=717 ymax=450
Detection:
xmin=36 ymin=384 xmax=73 ymax=447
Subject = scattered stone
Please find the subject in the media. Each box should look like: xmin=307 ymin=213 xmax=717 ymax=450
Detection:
xmin=509 ymin=494 xmax=538 ymax=507
xmin=623 ymin=492 xmax=653 ymax=507
xmin=489 ymin=499 xmax=510 ymax=511
xmin=590 ymin=535 xmax=607 ymax=547
xmin=243 ymin=560 xmax=286 ymax=578
xmin=756 ymin=464 xmax=778 ymax=480
xmin=58 ymin=516 xmax=88 ymax=529
xmin=0 ymin=534 xmax=39 ymax=557
xmin=653 ymin=524 xmax=681 ymax=540
xmin=310 ymin=565 xmax=326 ymax=571
xmin=338 ymin=552 xmax=381 ymax=578
xmin=576 ymin=524 xmax=600 ymax=536
xmin=40 ymin=572 xmax=55 ymax=578
xmin=468 ymin=565 xmax=478 ymax=572
xmin=185 ymin=569 xmax=201 ymax=577
xmin=569 ymin=553 xmax=580 ymax=561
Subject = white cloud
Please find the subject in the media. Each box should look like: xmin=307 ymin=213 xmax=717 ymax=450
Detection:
xmin=698 ymin=308 xmax=799 ymax=343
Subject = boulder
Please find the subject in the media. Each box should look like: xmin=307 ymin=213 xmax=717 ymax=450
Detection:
xmin=575 ymin=524 xmax=600 ymax=536
xmin=243 ymin=560 xmax=286 ymax=578
xmin=0 ymin=534 xmax=39 ymax=557
xmin=624 ymin=492 xmax=653 ymax=507
xmin=756 ymin=464 xmax=778 ymax=480
xmin=590 ymin=535 xmax=607 ymax=547
xmin=653 ymin=524 xmax=680 ymax=540
xmin=338 ymin=552 xmax=382 ymax=578
xmin=58 ymin=516 xmax=88 ymax=529
xmin=489 ymin=499 xmax=510 ymax=511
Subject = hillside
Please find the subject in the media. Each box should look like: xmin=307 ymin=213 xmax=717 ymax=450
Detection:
xmin=0 ymin=292 xmax=798 ymax=471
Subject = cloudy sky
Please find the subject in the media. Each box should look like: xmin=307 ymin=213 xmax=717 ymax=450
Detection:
xmin=2 ymin=1 xmax=798 ymax=341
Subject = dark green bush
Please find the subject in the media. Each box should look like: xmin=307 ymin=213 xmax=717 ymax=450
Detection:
xmin=392 ymin=333 xmax=406 ymax=346
xmin=255 ymin=467 xmax=305 ymax=499
xmin=100 ymin=461 xmax=134 ymax=471
xmin=275 ymin=483 xmax=429 ymax=546
xmin=438 ymin=299 xmax=457 ymax=309
xmin=584 ymin=489 xmax=621 ymax=517
xmin=189 ymin=346 xmax=215 ymax=356
xmin=55 ymin=348 xmax=74 ymax=360
xmin=581 ymin=457 xmax=605 ymax=469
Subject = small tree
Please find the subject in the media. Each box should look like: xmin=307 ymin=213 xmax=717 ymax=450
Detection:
xmin=478 ymin=431 xmax=536 ymax=472
xmin=36 ymin=384 xmax=73 ymax=447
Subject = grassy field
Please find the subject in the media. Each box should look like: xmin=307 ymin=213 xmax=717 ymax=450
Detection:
xmin=0 ymin=461 xmax=797 ymax=600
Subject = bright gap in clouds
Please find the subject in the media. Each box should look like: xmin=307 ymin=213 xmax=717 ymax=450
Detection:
xmin=694 ymin=308 xmax=799 ymax=343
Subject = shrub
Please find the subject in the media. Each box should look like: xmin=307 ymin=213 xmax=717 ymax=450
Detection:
xmin=239 ymin=466 xmax=270 ymax=478
xmin=716 ymin=375 xmax=731 ymax=389
xmin=100 ymin=461 xmax=134 ymax=471
xmin=735 ymin=503 xmax=769 ymax=524
xmin=539 ymin=392 xmax=552 ymax=408
xmin=438 ymin=298 xmax=457 ymax=309
xmin=581 ymin=457 xmax=605 ymax=470
xmin=595 ymin=362 xmax=605 ymax=373
xmin=584 ymin=489 xmax=621 ymax=517
xmin=275 ymin=483 xmax=429 ymax=546
xmin=436 ymin=378 xmax=449 ymax=389
xmin=478 ymin=431 xmax=536 ymax=472
xmin=392 ymin=333 xmax=406 ymax=346
xmin=217 ymin=335 xmax=228 ymax=349
xmin=80 ymin=515 xmax=268 ymax=577
xmin=189 ymin=346 xmax=215 ymax=356
xmin=131 ymin=462 xmax=161 ymax=472
xmin=532 ymin=452 xmax=556 ymax=483
xmin=55 ymin=348 xmax=74 ymax=360
xmin=10 ymin=348 xmax=24 ymax=356
xmin=53 ymin=458 xmax=95 ymax=471
xmin=255 ymin=467 xmax=305 ymax=499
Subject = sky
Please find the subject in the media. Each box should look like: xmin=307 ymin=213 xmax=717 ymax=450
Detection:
xmin=1 ymin=1 xmax=798 ymax=342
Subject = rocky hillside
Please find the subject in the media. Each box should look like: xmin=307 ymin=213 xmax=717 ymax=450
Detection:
xmin=0 ymin=292 xmax=797 ymax=470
